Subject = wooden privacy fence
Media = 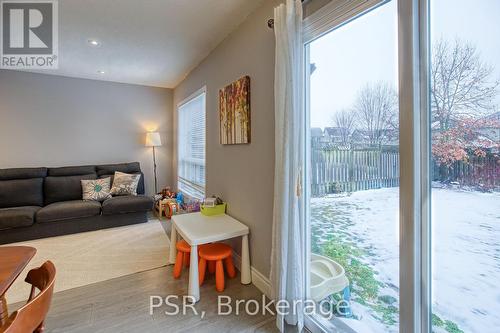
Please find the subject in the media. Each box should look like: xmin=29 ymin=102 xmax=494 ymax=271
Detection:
xmin=432 ymin=154 xmax=500 ymax=191
xmin=311 ymin=145 xmax=400 ymax=196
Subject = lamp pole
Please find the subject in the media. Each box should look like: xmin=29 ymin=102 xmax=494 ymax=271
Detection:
xmin=152 ymin=146 xmax=158 ymax=194
xmin=146 ymin=132 xmax=162 ymax=195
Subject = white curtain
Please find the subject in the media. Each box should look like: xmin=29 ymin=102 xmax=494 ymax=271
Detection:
xmin=270 ymin=0 xmax=305 ymax=332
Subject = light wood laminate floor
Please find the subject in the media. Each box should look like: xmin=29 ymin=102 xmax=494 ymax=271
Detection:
xmin=16 ymin=265 xmax=279 ymax=333
xmin=9 ymin=218 xmax=279 ymax=332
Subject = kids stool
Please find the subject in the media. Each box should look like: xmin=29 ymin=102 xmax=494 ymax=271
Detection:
xmin=198 ymin=243 xmax=236 ymax=292
xmin=173 ymin=240 xmax=191 ymax=278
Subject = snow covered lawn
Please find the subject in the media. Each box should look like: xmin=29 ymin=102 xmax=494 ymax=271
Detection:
xmin=311 ymin=187 xmax=500 ymax=333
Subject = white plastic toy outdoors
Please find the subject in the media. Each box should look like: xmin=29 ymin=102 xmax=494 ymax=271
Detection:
xmin=310 ymin=253 xmax=349 ymax=302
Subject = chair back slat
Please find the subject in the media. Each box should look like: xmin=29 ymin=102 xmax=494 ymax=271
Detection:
xmin=0 ymin=261 xmax=56 ymax=333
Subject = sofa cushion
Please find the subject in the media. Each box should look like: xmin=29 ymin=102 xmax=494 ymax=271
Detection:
xmin=110 ymin=172 xmax=140 ymax=196
xmin=48 ymin=165 xmax=96 ymax=177
xmin=36 ymin=200 xmax=101 ymax=223
xmin=0 ymin=206 xmax=40 ymax=230
xmin=100 ymin=173 xmax=145 ymax=195
xmin=102 ymin=195 xmax=153 ymax=215
xmin=0 ymin=178 xmax=44 ymax=208
xmin=44 ymin=174 xmax=97 ymax=205
xmin=96 ymin=162 xmax=141 ymax=176
xmin=82 ymin=177 xmax=112 ymax=201
xmin=0 ymin=168 xmax=47 ymax=180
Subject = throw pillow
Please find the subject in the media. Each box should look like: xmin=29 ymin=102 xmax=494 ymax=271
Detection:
xmin=81 ymin=177 xmax=112 ymax=201
xmin=110 ymin=171 xmax=140 ymax=196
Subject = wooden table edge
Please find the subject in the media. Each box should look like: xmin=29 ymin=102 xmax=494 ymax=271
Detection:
xmin=0 ymin=246 xmax=37 ymax=296
xmin=0 ymin=246 xmax=36 ymax=327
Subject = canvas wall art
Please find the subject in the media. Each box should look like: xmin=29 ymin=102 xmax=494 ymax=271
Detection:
xmin=219 ymin=76 xmax=251 ymax=144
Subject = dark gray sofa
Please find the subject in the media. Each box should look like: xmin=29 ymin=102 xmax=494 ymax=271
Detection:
xmin=0 ymin=162 xmax=154 ymax=244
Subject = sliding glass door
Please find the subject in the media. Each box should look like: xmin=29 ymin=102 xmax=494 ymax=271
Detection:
xmin=429 ymin=1 xmax=500 ymax=332
xmin=305 ymin=1 xmax=400 ymax=332
xmin=304 ymin=0 xmax=499 ymax=332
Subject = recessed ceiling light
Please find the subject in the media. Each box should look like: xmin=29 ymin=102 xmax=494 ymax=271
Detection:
xmin=87 ymin=39 xmax=101 ymax=47
xmin=97 ymin=70 xmax=105 ymax=74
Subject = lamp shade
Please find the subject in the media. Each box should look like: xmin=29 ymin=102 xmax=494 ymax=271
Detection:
xmin=145 ymin=132 xmax=162 ymax=147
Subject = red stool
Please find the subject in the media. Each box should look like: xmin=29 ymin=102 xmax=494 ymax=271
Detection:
xmin=198 ymin=243 xmax=236 ymax=292
xmin=173 ymin=240 xmax=191 ymax=278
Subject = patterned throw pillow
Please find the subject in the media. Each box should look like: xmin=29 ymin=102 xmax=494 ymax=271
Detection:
xmin=81 ymin=177 xmax=112 ymax=201
xmin=110 ymin=171 xmax=140 ymax=196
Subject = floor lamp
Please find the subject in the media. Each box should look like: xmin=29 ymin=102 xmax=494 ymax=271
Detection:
xmin=145 ymin=132 xmax=162 ymax=194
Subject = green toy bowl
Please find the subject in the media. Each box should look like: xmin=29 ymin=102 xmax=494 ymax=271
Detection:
xmin=200 ymin=203 xmax=227 ymax=216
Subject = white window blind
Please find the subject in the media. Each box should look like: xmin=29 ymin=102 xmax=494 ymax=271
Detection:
xmin=177 ymin=90 xmax=206 ymax=199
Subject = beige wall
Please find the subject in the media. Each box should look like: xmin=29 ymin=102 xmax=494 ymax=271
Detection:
xmin=173 ymin=0 xmax=281 ymax=277
xmin=0 ymin=70 xmax=173 ymax=195
xmin=172 ymin=0 xmax=334 ymax=279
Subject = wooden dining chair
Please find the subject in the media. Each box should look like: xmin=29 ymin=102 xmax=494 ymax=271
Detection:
xmin=0 ymin=261 xmax=56 ymax=333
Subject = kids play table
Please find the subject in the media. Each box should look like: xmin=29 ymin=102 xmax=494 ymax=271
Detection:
xmin=169 ymin=212 xmax=251 ymax=302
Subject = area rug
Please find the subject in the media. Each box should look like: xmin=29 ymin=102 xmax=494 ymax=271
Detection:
xmin=5 ymin=219 xmax=170 ymax=305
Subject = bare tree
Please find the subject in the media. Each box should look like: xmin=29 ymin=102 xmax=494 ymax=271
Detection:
xmin=353 ymin=82 xmax=398 ymax=145
xmin=431 ymin=39 xmax=499 ymax=130
xmin=332 ymin=109 xmax=356 ymax=144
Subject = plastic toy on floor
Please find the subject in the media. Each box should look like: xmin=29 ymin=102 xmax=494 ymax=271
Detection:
xmin=160 ymin=187 xmax=177 ymax=199
xmin=310 ymin=253 xmax=352 ymax=318
xmin=165 ymin=200 xmax=179 ymax=219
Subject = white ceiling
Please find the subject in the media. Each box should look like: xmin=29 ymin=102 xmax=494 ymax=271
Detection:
xmin=24 ymin=0 xmax=264 ymax=88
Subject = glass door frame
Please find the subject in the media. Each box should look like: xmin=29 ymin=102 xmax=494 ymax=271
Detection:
xmin=397 ymin=0 xmax=431 ymax=332
xmin=302 ymin=0 xmax=432 ymax=332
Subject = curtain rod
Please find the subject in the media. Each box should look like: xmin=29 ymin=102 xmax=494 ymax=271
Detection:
xmin=267 ymin=0 xmax=308 ymax=29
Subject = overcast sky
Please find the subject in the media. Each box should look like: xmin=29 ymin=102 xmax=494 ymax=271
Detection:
xmin=309 ymin=0 xmax=500 ymax=129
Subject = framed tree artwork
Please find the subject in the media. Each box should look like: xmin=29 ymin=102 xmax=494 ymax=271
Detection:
xmin=219 ymin=76 xmax=251 ymax=144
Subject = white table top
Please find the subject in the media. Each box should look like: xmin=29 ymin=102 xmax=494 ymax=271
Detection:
xmin=172 ymin=212 xmax=249 ymax=245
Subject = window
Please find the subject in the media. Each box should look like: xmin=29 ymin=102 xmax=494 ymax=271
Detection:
xmin=304 ymin=0 xmax=499 ymax=332
xmin=429 ymin=1 xmax=500 ymax=332
xmin=305 ymin=2 xmax=400 ymax=332
xmin=177 ymin=88 xmax=206 ymax=199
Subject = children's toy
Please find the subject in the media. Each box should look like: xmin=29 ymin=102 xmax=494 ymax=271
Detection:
xmin=165 ymin=200 xmax=179 ymax=219
xmin=176 ymin=192 xmax=184 ymax=205
xmin=200 ymin=202 xmax=226 ymax=216
xmin=310 ymin=253 xmax=351 ymax=317
xmin=155 ymin=199 xmax=168 ymax=219
xmin=160 ymin=187 xmax=177 ymax=199
xmin=203 ymin=197 xmax=217 ymax=207
xmin=155 ymin=198 xmax=179 ymax=219
xmin=203 ymin=196 xmax=224 ymax=207
xmin=183 ymin=198 xmax=201 ymax=213
xmin=200 ymin=196 xmax=225 ymax=216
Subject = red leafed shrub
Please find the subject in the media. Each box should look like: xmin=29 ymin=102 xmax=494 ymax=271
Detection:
xmin=432 ymin=116 xmax=500 ymax=190
xmin=432 ymin=117 xmax=499 ymax=166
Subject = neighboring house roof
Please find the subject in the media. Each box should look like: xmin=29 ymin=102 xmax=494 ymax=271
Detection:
xmin=324 ymin=127 xmax=345 ymax=137
xmin=351 ymin=129 xmax=397 ymax=136
xmin=351 ymin=129 xmax=399 ymax=145
xmin=473 ymin=135 xmax=497 ymax=148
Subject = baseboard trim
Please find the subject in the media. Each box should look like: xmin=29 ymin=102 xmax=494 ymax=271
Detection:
xmin=233 ymin=252 xmax=271 ymax=299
